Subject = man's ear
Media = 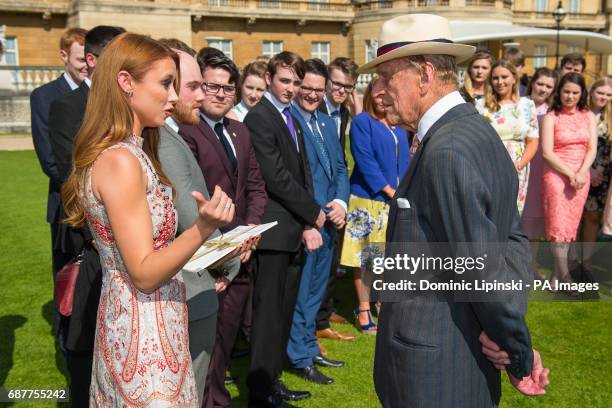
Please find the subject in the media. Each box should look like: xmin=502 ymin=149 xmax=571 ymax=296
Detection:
xmin=85 ymin=53 xmax=96 ymax=71
xmin=265 ymin=71 xmax=272 ymax=87
xmin=419 ymin=63 xmax=436 ymax=94
xmin=117 ymin=70 xmax=134 ymax=95
xmin=59 ymin=49 xmax=69 ymax=65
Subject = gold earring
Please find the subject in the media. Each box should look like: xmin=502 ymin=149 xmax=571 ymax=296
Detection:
xmin=125 ymin=90 xmax=133 ymax=98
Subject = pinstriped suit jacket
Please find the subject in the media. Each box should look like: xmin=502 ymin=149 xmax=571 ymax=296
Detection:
xmin=374 ymin=102 xmax=533 ymax=408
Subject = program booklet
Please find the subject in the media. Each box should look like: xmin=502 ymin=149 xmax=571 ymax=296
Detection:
xmin=183 ymin=221 xmax=277 ymax=273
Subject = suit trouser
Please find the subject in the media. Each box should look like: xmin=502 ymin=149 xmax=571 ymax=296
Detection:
xmin=287 ymin=227 xmax=334 ymax=368
xmin=189 ymin=314 xmax=218 ymax=405
xmin=203 ymin=270 xmax=250 ymax=408
xmin=316 ymin=229 xmax=344 ymax=330
xmin=66 ymin=349 xmax=93 ymax=407
xmin=247 ymin=250 xmax=302 ymax=402
xmin=51 ymin=222 xmax=71 ymax=275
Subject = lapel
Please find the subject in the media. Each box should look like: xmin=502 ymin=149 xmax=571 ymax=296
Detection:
xmin=292 ymin=106 xmax=332 ymax=181
xmin=57 ymin=75 xmax=72 ymax=94
xmin=225 ymin=120 xmax=241 ymax=162
xmin=261 ymin=97 xmax=301 ymax=160
xmin=398 ymin=102 xmax=474 ymax=196
xmin=197 ymin=118 xmax=236 ymax=186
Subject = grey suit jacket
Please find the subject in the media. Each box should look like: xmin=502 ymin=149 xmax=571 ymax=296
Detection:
xmin=158 ymin=123 xmax=240 ymax=322
xmin=375 ymin=102 xmax=533 ymax=408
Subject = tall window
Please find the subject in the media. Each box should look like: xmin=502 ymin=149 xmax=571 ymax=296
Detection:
xmin=365 ymin=39 xmax=378 ymax=63
xmin=207 ymin=38 xmax=233 ymax=59
xmin=309 ymin=0 xmax=330 ymax=11
xmin=569 ymin=0 xmax=580 ymax=14
xmin=263 ymin=41 xmax=283 ymax=57
xmin=311 ymin=42 xmax=330 ymax=64
xmin=208 ymin=0 xmax=229 ymax=5
xmin=535 ymin=0 xmax=548 ymax=13
xmin=533 ymin=45 xmax=548 ymax=68
xmin=2 ymin=37 xmax=18 ymax=65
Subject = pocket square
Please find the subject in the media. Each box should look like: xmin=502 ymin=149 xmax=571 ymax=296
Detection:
xmin=397 ymin=198 xmax=411 ymax=209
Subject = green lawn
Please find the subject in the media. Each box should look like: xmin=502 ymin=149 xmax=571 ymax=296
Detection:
xmin=0 ymin=150 xmax=610 ymax=407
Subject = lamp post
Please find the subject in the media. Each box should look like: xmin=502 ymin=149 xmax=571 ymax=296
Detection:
xmin=553 ymin=1 xmax=567 ymax=68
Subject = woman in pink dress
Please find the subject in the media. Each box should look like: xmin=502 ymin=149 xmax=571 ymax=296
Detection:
xmin=61 ymin=33 xmax=237 ymax=407
xmin=541 ymin=73 xmax=598 ymax=289
xmin=521 ymin=67 xmax=557 ymax=278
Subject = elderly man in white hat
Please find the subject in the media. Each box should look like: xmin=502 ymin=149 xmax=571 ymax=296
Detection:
xmin=361 ymin=14 xmax=550 ymax=407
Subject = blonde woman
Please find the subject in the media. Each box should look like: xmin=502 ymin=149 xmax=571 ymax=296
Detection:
xmin=476 ymin=60 xmax=539 ymax=214
xmin=462 ymin=50 xmax=493 ymax=101
xmin=62 ymin=33 xmax=238 ymax=406
xmin=581 ymin=77 xmax=612 ymax=274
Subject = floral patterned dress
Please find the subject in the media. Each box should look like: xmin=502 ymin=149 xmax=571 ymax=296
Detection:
xmin=83 ymin=135 xmax=198 ymax=407
xmin=542 ymin=109 xmax=593 ymax=242
xmin=584 ymin=113 xmax=610 ymax=212
xmin=476 ymin=97 xmax=539 ymax=214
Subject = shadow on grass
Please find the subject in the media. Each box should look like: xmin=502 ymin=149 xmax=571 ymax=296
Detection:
xmin=0 ymin=315 xmax=27 ymax=386
xmin=41 ymin=300 xmax=70 ymax=394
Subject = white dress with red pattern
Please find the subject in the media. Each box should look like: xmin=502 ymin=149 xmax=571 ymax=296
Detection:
xmin=83 ymin=135 xmax=198 ymax=407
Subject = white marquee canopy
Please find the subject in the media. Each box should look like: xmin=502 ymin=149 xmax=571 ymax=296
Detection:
xmin=449 ymin=20 xmax=612 ymax=54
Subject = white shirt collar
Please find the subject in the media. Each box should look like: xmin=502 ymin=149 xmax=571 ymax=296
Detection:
xmin=264 ymin=90 xmax=290 ymax=113
xmin=165 ymin=116 xmax=179 ymax=133
xmin=324 ymin=95 xmax=340 ymax=115
xmin=83 ymin=77 xmax=91 ymax=88
xmin=417 ymin=91 xmax=465 ymax=142
xmin=62 ymin=72 xmax=80 ymax=91
xmin=200 ymin=112 xmax=224 ymax=131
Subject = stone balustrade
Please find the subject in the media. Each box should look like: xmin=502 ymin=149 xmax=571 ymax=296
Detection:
xmin=0 ymin=65 xmax=64 ymax=93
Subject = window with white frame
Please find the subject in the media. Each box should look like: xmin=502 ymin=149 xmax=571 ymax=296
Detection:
xmin=311 ymin=42 xmax=330 ymax=64
xmin=207 ymin=38 xmax=233 ymax=59
xmin=569 ymin=0 xmax=580 ymax=14
xmin=263 ymin=41 xmax=283 ymax=57
xmin=535 ymin=0 xmax=548 ymax=13
xmin=208 ymin=0 xmax=229 ymax=5
xmin=533 ymin=45 xmax=547 ymax=68
xmin=365 ymin=39 xmax=378 ymax=63
xmin=2 ymin=37 xmax=18 ymax=65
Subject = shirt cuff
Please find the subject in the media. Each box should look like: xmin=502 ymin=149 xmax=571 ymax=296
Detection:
xmin=332 ymin=199 xmax=348 ymax=212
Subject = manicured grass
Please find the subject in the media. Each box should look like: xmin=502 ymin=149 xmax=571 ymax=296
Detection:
xmin=1 ymin=150 xmax=610 ymax=407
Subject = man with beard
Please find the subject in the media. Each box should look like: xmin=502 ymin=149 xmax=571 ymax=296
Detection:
xmin=156 ymin=42 xmax=241 ymax=405
xmin=179 ymin=52 xmax=267 ymax=408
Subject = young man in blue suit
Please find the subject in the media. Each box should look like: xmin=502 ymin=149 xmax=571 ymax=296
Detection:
xmin=30 ymin=27 xmax=88 ymax=275
xmin=287 ymin=59 xmax=350 ymax=386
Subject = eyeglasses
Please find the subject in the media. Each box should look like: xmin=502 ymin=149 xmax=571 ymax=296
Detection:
xmin=202 ymin=82 xmax=237 ymax=96
xmin=330 ymin=80 xmax=355 ymax=93
xmin=300 ymin=86 xmax=325 ymax=95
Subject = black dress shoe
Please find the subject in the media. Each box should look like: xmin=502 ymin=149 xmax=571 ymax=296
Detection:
xmin=224 ymin=376 xmax=235 ymax=385
xmin=313 ymin=355 xmax=345 ymax=368
xmin=291 ymin=365 xmax=334 ymax=385
xmin=231 ymin=347 xmax=250 ymax=359
xmin=249 ymin=394 xmax=297 ymax=408
xmin=274 ymin=380 xmax=311 ymax=401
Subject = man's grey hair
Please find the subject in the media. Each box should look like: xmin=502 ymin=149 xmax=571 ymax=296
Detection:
xmin=394 ymin=54 xmax=458 ymax=87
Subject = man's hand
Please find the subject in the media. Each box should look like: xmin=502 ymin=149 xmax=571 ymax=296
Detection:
xmin=479 ymin=333 xmax=549 ymax=396
xmin=479 ymin=331 xmax=510 ymax=369
xmin=302 ymin=227 xmax=323 ymax=252
xmin=315 ymin=209 xmax=326 ymax=229
xmin=215 ymin=277 xmax=229 ymax=293
xmin=325 ymin=201 xmax=346 ymax=229
xmin=508 ymin=349 xmax=549 ymax=396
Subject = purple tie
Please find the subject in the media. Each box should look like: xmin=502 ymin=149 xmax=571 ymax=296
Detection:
xmin=282 ymin=107 xmax=299 ymax=151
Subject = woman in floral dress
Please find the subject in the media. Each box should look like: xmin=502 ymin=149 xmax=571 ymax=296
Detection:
xmin=61 ymin=33 xmax=235 ymax=407
xmin=581 ymin=77 xmax=612 ymax=274
xmin=340 ymin=77 xmax=409 ymax=334
xmin=476 ymin=60 xmax=539 ymax=215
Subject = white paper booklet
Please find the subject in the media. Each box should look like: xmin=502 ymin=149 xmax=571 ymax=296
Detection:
xmin=183 ymin=221 xmax=277 ymax=273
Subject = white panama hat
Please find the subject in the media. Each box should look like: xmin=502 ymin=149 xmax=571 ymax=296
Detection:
xmin=357 ymin=14 xmax=476 ymax=74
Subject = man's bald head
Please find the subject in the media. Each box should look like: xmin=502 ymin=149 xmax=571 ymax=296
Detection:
xmin=173 ymin=49 xmax=205 ymax=125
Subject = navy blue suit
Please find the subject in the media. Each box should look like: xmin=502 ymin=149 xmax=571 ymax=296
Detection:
xmin=287 ymin=104 xmax=349 ymax=368
xmin=30 ymin=74 xmax=74 ymax=273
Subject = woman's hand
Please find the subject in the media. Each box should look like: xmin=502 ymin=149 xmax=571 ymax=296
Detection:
xmin=514 ymin=161 xmax=525 ymax=173
xmin=571 ymin=170 xmax=588 ymax=190
xmin=192 ymin=186 xmax=234 ymax=232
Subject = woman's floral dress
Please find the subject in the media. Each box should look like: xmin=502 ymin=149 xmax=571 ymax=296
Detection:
xmin=476 ymin=97 xmax=539 ymax=214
